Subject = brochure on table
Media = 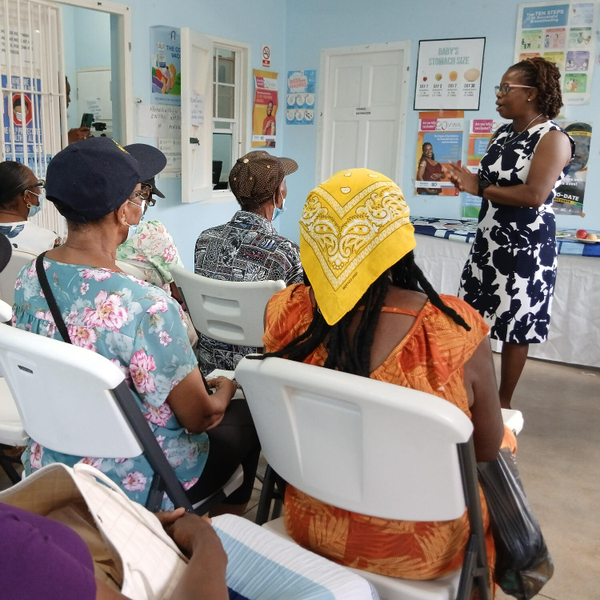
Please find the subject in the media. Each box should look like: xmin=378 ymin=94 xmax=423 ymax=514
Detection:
xmin=414 ymin=38 xmax=485 ymax=110
xmin=514 ymin=2 xmax=598 ymax=105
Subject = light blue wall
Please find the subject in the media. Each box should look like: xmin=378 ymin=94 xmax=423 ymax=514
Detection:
xmin=280 ymin=0 xmax=600 ymax=243
xmin=107 ymin=0 xmax=288 ymax=266
xmin=61 ymin=5 xmax=111 ymax=130
xmin=61 ymin=0 xmax=599 ymax=260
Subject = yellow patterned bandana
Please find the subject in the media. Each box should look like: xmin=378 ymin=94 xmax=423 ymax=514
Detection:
xmin=300 ymin=169 xmax=415 ymax=325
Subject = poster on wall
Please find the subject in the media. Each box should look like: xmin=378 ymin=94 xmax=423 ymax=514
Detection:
xmin=286 ymin=70 xmax=316 ymax=125
xmin=414 ymin=38 xmax=485 ymax=110
xmin=3 ymin=75 xmax=44 ymax=168
xmin=252 ymin=69 xmax=278 ymax=147
xmin=553 ymin=120 xmax=591 ymax=213
xmin=415 ymin=111 xmax=463 ymax=196
xmin=150 ymin=26 xmax=181 ymax=106
xmin=514 ymin=2 xmax=598 ymax=105
xmin=462 ymin=118 xmax=510 ymax=217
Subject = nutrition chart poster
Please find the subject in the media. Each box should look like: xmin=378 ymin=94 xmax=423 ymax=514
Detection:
xmin=414 ymin=38 xmax=486 ymax=110
xmin=514 ymin=2 xmax=598 ymax=104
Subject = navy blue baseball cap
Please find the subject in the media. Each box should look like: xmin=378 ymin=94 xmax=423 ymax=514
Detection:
xmin=46 ymin=138 xmax=166 ymax=223
xmin=124 ymin=144 xmax=167 ymax=198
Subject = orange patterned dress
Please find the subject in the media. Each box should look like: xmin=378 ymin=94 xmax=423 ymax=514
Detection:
xmin=263 ymin=284 xmax=516 ymax=583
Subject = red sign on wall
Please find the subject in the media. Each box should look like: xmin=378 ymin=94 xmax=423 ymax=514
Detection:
xmin=262 ymin=45 xmax=271 ymax=68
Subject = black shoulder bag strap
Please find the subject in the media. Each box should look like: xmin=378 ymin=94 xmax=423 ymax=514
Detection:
xmin=35 ymin=252 xmax=72 ymax=344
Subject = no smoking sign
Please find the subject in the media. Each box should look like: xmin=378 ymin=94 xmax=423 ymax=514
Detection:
xmin=262 ymin=45 xmax=271 ymax=68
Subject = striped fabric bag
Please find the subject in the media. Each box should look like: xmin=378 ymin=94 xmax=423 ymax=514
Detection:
xmin=212 ymin=514 xmax=379 ymax=600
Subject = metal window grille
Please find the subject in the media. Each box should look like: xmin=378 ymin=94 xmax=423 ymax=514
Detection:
xmin=1 ymin=0 xmax=66 ymax=237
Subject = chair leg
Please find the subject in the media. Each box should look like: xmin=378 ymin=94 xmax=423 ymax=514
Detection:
xmin=255 ymin=465 xmax=277 ymax=525
xmin=271 ymin=475 xmax=286 ymax=520
xmin=0 ymin=446 xmax=22 ymax=485
xmin=255 ymin=465 xmax=287 ymax=524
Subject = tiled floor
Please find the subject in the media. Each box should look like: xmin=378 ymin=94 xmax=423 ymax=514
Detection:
xmin=1 ymin=356 xmax=598 ymax=599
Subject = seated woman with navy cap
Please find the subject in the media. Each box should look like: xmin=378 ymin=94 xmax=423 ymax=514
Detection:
xmin=12 ymin=137 xmax=260 ymax=514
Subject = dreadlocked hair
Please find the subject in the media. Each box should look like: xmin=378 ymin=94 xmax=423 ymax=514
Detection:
xmin=255 ymin=251 xmax=470 ymax=377
xmin=510 ymin=56 xmax=563 ymax=119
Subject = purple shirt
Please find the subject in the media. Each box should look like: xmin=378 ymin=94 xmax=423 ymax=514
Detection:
xmin=0 ymin=502 xmax=96 ymax=599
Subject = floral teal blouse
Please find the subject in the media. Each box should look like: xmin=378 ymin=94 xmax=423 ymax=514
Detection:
xmin=13 ymin=258 xmax=207 ymax=508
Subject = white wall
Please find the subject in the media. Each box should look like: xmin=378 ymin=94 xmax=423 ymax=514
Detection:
xmin=279 ymin=0 xmax=600 ymax=243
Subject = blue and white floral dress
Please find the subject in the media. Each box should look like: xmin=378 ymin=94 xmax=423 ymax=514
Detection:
xmin=13 ymin=258 xmax=206 ymax=508
xmin=458 ymin=121 xmax=574 ymax=344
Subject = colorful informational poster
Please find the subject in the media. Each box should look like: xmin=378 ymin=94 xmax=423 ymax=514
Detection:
xmin=415 ymin=111 xmax=464 ymax=196
xmin=3 ymin=75 xmax=43 ymax=166
xmin=286 ymin=70 xmax=316 ymax=125
xmin=252 ymin=70 xmax=278 ymax=147
xmin=414 ymin=38 xmax=485 ymax=110
xmin=553 ymin=120 xmax=591 ymax=214
xmin=462 ymin=119 xmax=510 ymax=218
xmin=514 ymin=2 xmax=598 ymax=104
xmin=150 ymin=26 xmax=181 ymax=106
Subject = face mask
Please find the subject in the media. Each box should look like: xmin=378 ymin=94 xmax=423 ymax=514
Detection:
xmin=26 ymin=189 xmax=45 ymax=218
xmin=125 ymin=222 xmax=139 ymax=240
xmin=272 ymin=192 xmax=287 ymax=221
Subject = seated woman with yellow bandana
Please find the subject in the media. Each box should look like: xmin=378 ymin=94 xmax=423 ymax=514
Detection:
xmin=261 ymin=169 xmax=516 ymax=584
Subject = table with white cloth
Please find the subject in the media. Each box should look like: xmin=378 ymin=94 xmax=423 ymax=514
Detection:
xmin=412 ymin=217 xmax=600 ymax=369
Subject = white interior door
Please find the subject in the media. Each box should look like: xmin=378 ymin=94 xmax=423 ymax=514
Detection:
xmin=181 ymin=27 xmax=213 ymax=203
xmin=319 ymin=43 xmax=410 ymax=183
xmin=76 ymin=67 xmax=112 ymax=137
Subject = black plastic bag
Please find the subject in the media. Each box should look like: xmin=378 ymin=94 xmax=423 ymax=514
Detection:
xmin=477 ymin=448 xmax=554 ymax=599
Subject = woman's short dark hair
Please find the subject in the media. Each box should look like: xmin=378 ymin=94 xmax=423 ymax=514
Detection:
xmin=0 ymin=161 xmax=31 ymax=208
xmin=509 ymin=56 xmax=563 ymax=119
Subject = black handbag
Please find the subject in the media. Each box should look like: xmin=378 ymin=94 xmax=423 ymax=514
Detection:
xmin=477 ymin=447 xmax=554 ymax=599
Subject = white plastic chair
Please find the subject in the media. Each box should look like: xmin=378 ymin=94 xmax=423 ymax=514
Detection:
xmin=501 ymin=408 xmax=524 ymax=435
xmin=0 ymin=248 xmax=37 ymax=305
xmin=235 ymin=356 xmax=492 ymax=600
xmin=0 ymin=299 xmax=27 ymax=484
xmin=0 ymin=321 xmax=241 ymax=512
xmin=116 ymin=259 xmax=148 ymax=280
xmin=169 ymin=265 xmax=285 ymax=348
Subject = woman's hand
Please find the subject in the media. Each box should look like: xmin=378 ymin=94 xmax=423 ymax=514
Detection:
xmin=206 ymin=376 xmax=238 ymax=398
xmin=162 ymin=512 xmax=226 ymax=561
xmin=443 ymin=163 xmax=479 ymax=195
xmin=167 ymin=370 xmax=235 ymax=434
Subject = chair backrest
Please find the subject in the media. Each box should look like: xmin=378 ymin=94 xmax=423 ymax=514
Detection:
xmin=235 ymin=356 xmax=474 ymax=522
xmin=170 ymin=265 xmax=285 ymax=347
xmin=0 ymin=249 xmax=37 ymax=304
xmin=116 ymin=260 xmax=148 ymax=281
xmin=0 ymin=322 xmax=142 ymax=458
xmin=0 ymin=322 xmax=193 ymax=510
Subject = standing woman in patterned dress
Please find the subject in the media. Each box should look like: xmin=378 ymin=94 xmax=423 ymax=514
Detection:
xmin=445 ymin=57 xmax=574 ymax=409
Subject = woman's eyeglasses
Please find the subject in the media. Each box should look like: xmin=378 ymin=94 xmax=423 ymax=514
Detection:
xmin=495 ymin=83 xmax=535 ymax=96
xmin=141 ymin=183 xmax=155 ymax=207
xmin=127 ymin=185 xmax=155 ymax=213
